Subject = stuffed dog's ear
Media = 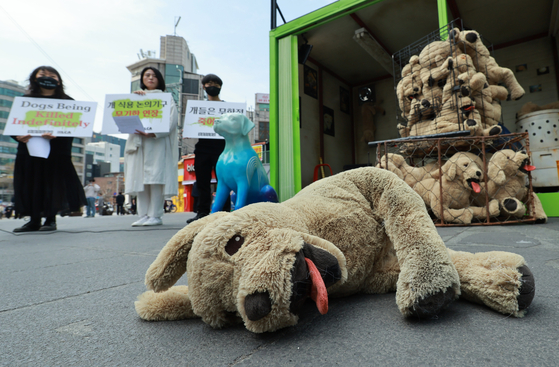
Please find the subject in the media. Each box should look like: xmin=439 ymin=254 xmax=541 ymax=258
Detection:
xmin=299 ymin=233 xmax=348 ymax=285
xmin=442 ymin=161 xmax=457 ymax=181
xmin=241 ymin=115 xmax=255 ymax=136
xmin=144 ymin=212 xmax=230 ymax=293
xmin=488 ymin=160 xmax=507 ymax=186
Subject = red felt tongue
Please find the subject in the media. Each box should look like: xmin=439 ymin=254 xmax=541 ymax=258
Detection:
xmin=305 ymin=258 xmax=328 ymax=315
xmin=471 ymin=181 xmax=481 ymax=193
xmin=523 ymin=165 xmax=536 ymax=172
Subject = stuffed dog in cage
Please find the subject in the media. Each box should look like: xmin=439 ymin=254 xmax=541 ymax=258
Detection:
xmin=376 ymin=153 xmax=440 ymax=188
xmin=135 ymin=167 xmax=535 ymax=334
xmin=413 ymin=152 xmax=500 ymax=224
xmin=396 ymin=55 xmax=423 ymax=121
xmin=449 ymin=28 xmax=525 ymax=101
xmin=482 ymin=149 xmax=547 ymax=223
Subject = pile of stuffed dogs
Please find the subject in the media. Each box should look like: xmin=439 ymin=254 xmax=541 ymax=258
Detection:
xmin=377 ymin=150 xmax=547 ymax=224
xmin=396 ymin=28 xmax=525 ymax=138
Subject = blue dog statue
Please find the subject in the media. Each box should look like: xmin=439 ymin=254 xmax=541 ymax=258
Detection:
xmin=211 ymin=113 xmax=278 ymax=212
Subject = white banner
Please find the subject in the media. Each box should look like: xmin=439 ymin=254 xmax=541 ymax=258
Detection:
xmin=183 ymin=100 xmax=246 ymax=139
xmin=256 ymin=93 xmax=269 ymax=104
xmin=101 ymin=93 xmax=173 ymax=134
xmin=2 ymin=97 xmax=97 ymax=137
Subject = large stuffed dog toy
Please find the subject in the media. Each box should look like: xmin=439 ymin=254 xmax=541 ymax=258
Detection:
xmin=136 ymin=167 xmax=535 ymax=333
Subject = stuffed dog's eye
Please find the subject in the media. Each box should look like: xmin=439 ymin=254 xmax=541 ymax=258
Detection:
xmin=225 ymin=235 xmax=244 ymax=255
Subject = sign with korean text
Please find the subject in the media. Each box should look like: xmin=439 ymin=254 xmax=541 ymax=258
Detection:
xmin=256 ymin=93 xmax=269 ymax=104
xmin=183 ymin=100 xmax=246 ymax=139
xmin=101 ymin=93 xmax=173 ymax=134
xmin=2 ymin=97 xmax=97 ymax=137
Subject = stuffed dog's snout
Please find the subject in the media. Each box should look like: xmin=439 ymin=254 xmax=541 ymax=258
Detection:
xmin=289 ymin=243 xmax=342 ymax=315
xmin=245 ymin=291 xmax=272 ymax=321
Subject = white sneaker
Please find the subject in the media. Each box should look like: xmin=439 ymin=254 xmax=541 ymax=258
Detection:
xmin=143 ymin=217 xmax=162 ymax=226
xmin=131 ymin=215 xmax=149 ymax=227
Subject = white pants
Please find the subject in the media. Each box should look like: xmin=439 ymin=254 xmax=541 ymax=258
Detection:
xmin=137 ymin=184 xmax=164 ymax=219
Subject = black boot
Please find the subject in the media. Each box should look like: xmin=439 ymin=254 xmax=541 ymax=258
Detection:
xmin=13 ymin=218 xmax=41 ymax=233
xmin=39 ymin=216 xmax=57 ymax=231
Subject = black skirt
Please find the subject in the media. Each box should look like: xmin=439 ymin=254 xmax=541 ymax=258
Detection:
xmin=13 ymin=138 xmax=87 ymax=218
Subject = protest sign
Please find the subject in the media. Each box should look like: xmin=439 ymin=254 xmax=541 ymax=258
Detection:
xmin=101 ymin=93 xmax=173 ymax=134
xmin=183 ymin=100 xmax=246 ymax=139
xmin=2 ymin=97 xmax=97 ymax=137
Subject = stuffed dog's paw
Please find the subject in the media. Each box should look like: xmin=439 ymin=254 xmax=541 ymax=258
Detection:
xmin=448 ymin=249 xmax=534 ymax=317
xmin=135 ymin=286 xmax=197 ymax=321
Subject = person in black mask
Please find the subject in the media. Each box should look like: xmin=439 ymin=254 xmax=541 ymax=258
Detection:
xmin=186 ymin=74 xmax=230 ymax=224
xmin=12 ymin=66 xmax=86 ymax=232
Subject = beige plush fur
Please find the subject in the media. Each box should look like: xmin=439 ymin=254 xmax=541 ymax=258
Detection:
xmin=447 ymin=249 xmax=530 ymax=317
xmin=397 ymin=55 xmax=423 ymax=120
xmin=451 ymin=29 xmax=525 ymax=100
xmin=408 ymin=95 xmax=500 ymax=138
xmin=483 ymin=150 xmax=547 ymax=222
xmin=517 ymin=101 xmax=559 ymax=119
xmin=414 ymin=152 xmax=500 ymax=224
xmin=136 ymin=168 xmax=534 ymax=333
xmin=376 ymin=153 xmax=440 ymax=188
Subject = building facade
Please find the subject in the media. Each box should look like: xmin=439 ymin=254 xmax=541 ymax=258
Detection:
xmin=254 ymin=93 xmax=270 ymax=143
xmin=0 ymin=80 xmax=25 ymax=203
xmin=126 ymin=35 xmax=205 ymax=156
xmin=86 ymin=141 xmax=121 ymax=173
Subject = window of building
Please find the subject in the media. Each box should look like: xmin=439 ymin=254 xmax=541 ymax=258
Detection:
xmin=0 ymin=99 xmax=13 ymax=107
xmin=183 ymin=78 xmax=199 ymax=94
xmin=165 ymin=64 xmax=183 ymax=85
xmin=130 ymin=80 xmax=141 ymax=93
xmin=259 ymin=121 xmax=269 ymax=141
xmin=71 ymin=156 xmax=83 ymax=163
xmin=0 ymin=111 xmax=9 ymax=119
xmin=258 ymin=103 xmax=270 ymax=112
xmin=0 ymin=122 xmax=5 ymax=130
xmin=0 ymin=135 xmax=14 ymax=143
xmin=74 ymin=138 xmax=83 ymax=144
xmin=0 ymin=88 xmax=24 ymax=97
xmin=71 ymin=147 xmax=83 ymax=154
xmin=0 ymin=146 xmax=17 ymax=154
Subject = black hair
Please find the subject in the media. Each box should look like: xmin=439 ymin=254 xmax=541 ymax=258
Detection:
xmin=201 ymin=74 xmax=223 ymax=87
xmin=27 ymin=66 xmax=70 ymax=98
xmin=139 ymin=67 xmax=166 ymax=91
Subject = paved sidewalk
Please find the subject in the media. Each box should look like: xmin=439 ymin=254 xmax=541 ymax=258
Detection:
xmin=1 ymin=214 xmax=558 ymax=366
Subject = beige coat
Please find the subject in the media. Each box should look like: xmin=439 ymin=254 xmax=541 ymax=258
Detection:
xmin=124 ymin=89 xmax=179 ymax=197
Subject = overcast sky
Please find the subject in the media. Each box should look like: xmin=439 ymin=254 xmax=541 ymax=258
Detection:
xmin=0 ymin=0 xmax=335 ymax=133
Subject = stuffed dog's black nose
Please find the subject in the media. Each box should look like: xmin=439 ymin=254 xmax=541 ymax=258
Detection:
xmin=466 ymin=32 xmax=478 ymax=43
xmin=476 ymin=171 xmax=482 ymax=177
xmin=245 ymin=291 xmax=272 ymax=321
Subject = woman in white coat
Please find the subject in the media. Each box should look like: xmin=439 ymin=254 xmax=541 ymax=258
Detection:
xmin=125 ymin=67 xmax=178 ymax=226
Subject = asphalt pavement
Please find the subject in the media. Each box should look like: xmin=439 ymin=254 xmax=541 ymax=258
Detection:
xmin=1 ymin=213 xmax=558 ymax=367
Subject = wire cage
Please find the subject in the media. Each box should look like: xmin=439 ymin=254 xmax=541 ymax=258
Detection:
xmin=392 ymin=19 xmax=503 ymax=140
xmin=372 ymin=133 xmax=541 ymax=226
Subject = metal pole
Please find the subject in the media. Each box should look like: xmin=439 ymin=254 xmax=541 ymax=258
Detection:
xmin=271 ymin=0 xmax=277 ymax=30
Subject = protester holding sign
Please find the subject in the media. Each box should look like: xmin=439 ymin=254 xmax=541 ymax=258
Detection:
xmin=11 ymin=66 xmax=86 ymax=232
xmin=125 ymin=67 xmax=178 ymax=227
xmin=186 ymin=74 xmax=230 ymax=224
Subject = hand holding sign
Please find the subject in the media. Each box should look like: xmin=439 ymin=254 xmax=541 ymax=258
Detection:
xmin=102 ymin=93 xmax=172 ymax=134
xmin=3 ymin=97 xmax=97 ymax=137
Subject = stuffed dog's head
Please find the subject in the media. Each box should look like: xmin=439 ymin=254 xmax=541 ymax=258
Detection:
xmin=214 ymin=113 xmax=255 ymax=139
xmin=443 ymin=152 xmax=483 ymax=193
xmin=487 ymin=150 xmax=535 ymax=186
xmin=146 ymin=203 xmax=347 ymax=333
